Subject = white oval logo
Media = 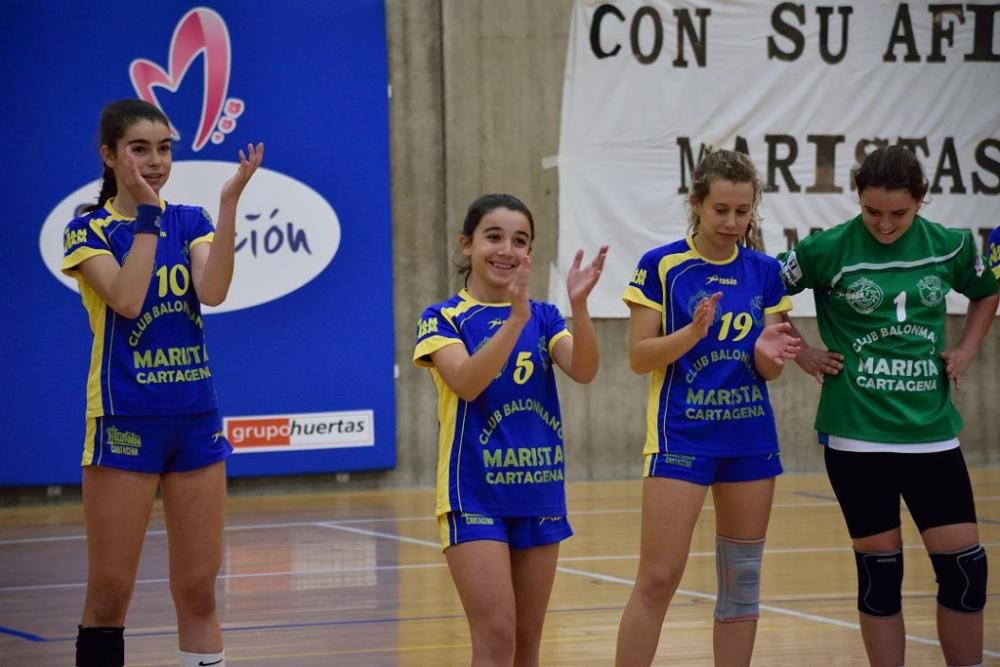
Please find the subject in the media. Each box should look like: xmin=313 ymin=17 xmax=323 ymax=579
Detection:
xmin=39 ymin=162 xmax=340 ymax=313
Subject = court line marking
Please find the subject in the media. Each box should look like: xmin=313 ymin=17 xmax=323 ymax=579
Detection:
xmin=2 ymin=524 xmax=998 ymax=656
xmin=0 ymin=624 xmax=46 ymax=642
xmin=3 ymin=540 xmax=1000 ymax=594
xmin=317 ymin=522 xmax=1000 ymax=658
xmin=3 ymin=495 xmax=976 ymax=547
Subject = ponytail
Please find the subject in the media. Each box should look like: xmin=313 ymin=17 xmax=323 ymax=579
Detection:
xmin=80 ymin=165 xmax=117 ymax=215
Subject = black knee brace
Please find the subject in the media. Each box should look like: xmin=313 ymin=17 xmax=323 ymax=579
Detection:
xmin=855 ymin=549 xmax=903 ymax=617
xmin=76 ymin=625 xmax=124 ymax=667
xmin=930 ymin=544 xmax=987 ymax=613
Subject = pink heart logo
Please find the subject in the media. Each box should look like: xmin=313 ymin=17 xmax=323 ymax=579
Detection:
xmin=129 ymin=8 xmax=232 ymax=152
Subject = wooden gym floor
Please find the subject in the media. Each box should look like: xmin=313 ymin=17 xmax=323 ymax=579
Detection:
xmin=1 ymin=471 xmax=998 ymax=665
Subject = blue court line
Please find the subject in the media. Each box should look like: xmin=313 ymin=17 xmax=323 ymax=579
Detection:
xmin=0 ymin=625 xmax=47 ymax=642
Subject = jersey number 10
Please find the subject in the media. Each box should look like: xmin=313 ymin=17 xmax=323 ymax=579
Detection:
xmin=155 ymin=264 xmax=191 ymax=298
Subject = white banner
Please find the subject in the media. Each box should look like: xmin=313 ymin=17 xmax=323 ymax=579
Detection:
xmin=554 ymin=0 xmax=1000 ymax=317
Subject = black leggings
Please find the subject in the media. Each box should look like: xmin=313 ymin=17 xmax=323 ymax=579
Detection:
xmin=824 ymin=446 xmax=977 ymax=539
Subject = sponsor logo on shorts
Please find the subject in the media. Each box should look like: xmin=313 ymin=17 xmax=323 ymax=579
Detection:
xmin=663 ymin=453 xmax=695 ymax=468
xmin=224 ymin=410 xmax=374 ymax=453
xmin=462 ymin=514 xmax=495 ymax=526
xmin=538 ymin=516 xmax=563 ymax=525
xmin=106 ymin=426 xmax=142 ymax=456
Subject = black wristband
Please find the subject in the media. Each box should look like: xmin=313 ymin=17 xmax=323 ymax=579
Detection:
xmin=134 ymin=204 xmax=162 ymax=235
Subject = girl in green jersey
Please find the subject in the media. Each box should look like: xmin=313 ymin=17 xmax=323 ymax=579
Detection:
xmin=779 ymin=145 xmax=997 ymax=667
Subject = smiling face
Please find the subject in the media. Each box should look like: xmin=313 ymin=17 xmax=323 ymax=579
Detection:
xmin=691 ymin=178 xmax=755 ymax=261
xmin=101 ymin=118 xmax=173 ymax=195
xmin=460 ymin=206 xmax=533 ymax=301
xmin=859 ymin=186 xmax=920 ymax=245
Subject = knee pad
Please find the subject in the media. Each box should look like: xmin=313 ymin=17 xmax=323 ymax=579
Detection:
xmin=930 ymin=544 xmax=987 ymax=613
xmin=76 ymin=625 xmax=124 ymax=667
xmin=714 ymin=535 xmax=764 ymax=622
xmin=855 ymin=549 xmax=903 ymax=617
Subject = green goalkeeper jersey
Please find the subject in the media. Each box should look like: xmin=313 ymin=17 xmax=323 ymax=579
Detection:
xmin=778 ymin=215 xmax=997 ymax=444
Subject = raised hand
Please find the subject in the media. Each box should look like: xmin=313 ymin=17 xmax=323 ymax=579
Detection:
xmin=508 ymin=255 xmax=532 ymax=321
xmin=119 ymin=146 xmax=160 ymax=207
xmin=221 ymin=143 xmax=264 ymax=204
xmin=567 ymin=245 xmax=609 ymax=306
xmin=795 ymin=345 xmax=844 ymax=384
xmin=755 ymin=322 xmax=802 ymax=366
xmin=691 ymin=292 xmax=722 ymax=338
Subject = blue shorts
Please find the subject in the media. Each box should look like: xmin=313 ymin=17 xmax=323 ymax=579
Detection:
xmin=82 ymin=410 xmax=232 ymax=474
xmin=438 ymin=512 xmax=573 ymax=552
xmin=644 ymin=451 xmax=782 ymax=486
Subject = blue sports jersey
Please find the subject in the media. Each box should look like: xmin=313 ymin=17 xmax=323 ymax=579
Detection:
xmin=413 ymin=290 xmax=572 ymax=518
xmin=62 ymin=199 xmax=218 ymax=417
xmin=989 ymin=226 xmax=1000 ymax=281
xmin=622 ymin=236 xmax=792 ymax=457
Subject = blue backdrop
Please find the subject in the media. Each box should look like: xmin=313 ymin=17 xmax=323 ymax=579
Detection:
xmin=1 ymin=1 xmax=395 ymax=485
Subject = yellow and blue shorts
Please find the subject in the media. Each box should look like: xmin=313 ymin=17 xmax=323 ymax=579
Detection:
xmin=82 ymin=410 xmax=231 ymax=474
xmin=644 ymin=451 xmax=782 ymax=486
xmin=438 ymin=511 xmax=573 ymax=551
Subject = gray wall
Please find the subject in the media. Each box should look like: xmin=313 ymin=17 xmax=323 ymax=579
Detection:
xmin=384 ymin=0 xmax=998 ymax=488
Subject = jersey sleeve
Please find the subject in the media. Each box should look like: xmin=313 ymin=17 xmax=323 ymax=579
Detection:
xmin=988 ymin=226 xmax=1000 ymax=281
xmin=189 ymin=207 xmax=216 ymax=248
xmin=622 ymin=249 xmax=664 ymax=312
xmin=542 ymin=303 xmax=571 ymax=356
xmin=61 ymin=217 xmax=112 ymax=275
xmin=762 ymin=257 xmax=793 ymax=315
xmin=413 ymin=304 xmax=464 ymax=368
xmin=776 ymin=233 xmax=821 ymax=295
xmin=951 ymin=230 xmax=998 ymax=299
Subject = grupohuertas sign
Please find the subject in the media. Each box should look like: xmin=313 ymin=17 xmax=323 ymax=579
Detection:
xmin=554 ymin=1 xmax=1000 ymax=317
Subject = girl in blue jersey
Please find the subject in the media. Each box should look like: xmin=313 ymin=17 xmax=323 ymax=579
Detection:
xmin=989 ymin=225 xmax=1000 ymax=282
xmin=615 ymin=150 xmax=800 ymax=666
xmin=413 ymin=193 xmax=607 ymax=666
xmin=62 ymin=100 xmax=262 ymax=667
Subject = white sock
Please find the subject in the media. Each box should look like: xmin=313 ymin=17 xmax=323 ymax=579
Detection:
xmin=179 ymin=650 xmax=225 ymax=667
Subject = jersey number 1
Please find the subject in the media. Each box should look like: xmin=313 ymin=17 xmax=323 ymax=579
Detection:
xmin=893 ymin=291 xmax=907 ymax=322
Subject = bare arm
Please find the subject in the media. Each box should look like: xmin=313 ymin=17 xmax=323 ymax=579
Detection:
xmin=940 ymin=293 xmax=999 ymax=390
xmin=192 ymin=143 xmax=264 ymax=306
xmin=430 ymin=257 xmax=532 ymax=401
xmin=781 ymin=314 xmax=844 ymax=384
xmin=627 ymin=292 xmax=720 ymax=374
xmin=77 ymin=148 xmax=160 ymax=319
xmin=551 ymin=246 xmax=608 ymax=384
xmin=753 ymin=313 xmax=802 ymax=380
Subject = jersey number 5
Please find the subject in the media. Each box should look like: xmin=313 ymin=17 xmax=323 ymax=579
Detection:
xmin=513 ymin=351 xmax=535 ymax=384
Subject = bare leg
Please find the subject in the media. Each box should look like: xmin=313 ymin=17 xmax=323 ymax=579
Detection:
xmin=446 ymin=540 xmax=517 ymax=667
xmin=921 ymin=523 xmax=983 ymax=667
xmin=615 ymin=478 xmax=709 ymax=667
xmin=853 ymin=528 xmax=905 ymax=667
xmin=160 ymin=461 xmax=227 ymax=653
xmin=711 ymin=477 xmax=775 ymax=667
xmin=81 ymin=467 xmax=159 ymax=626
xmin=510 ymin=543 xmax=560 ymax=667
